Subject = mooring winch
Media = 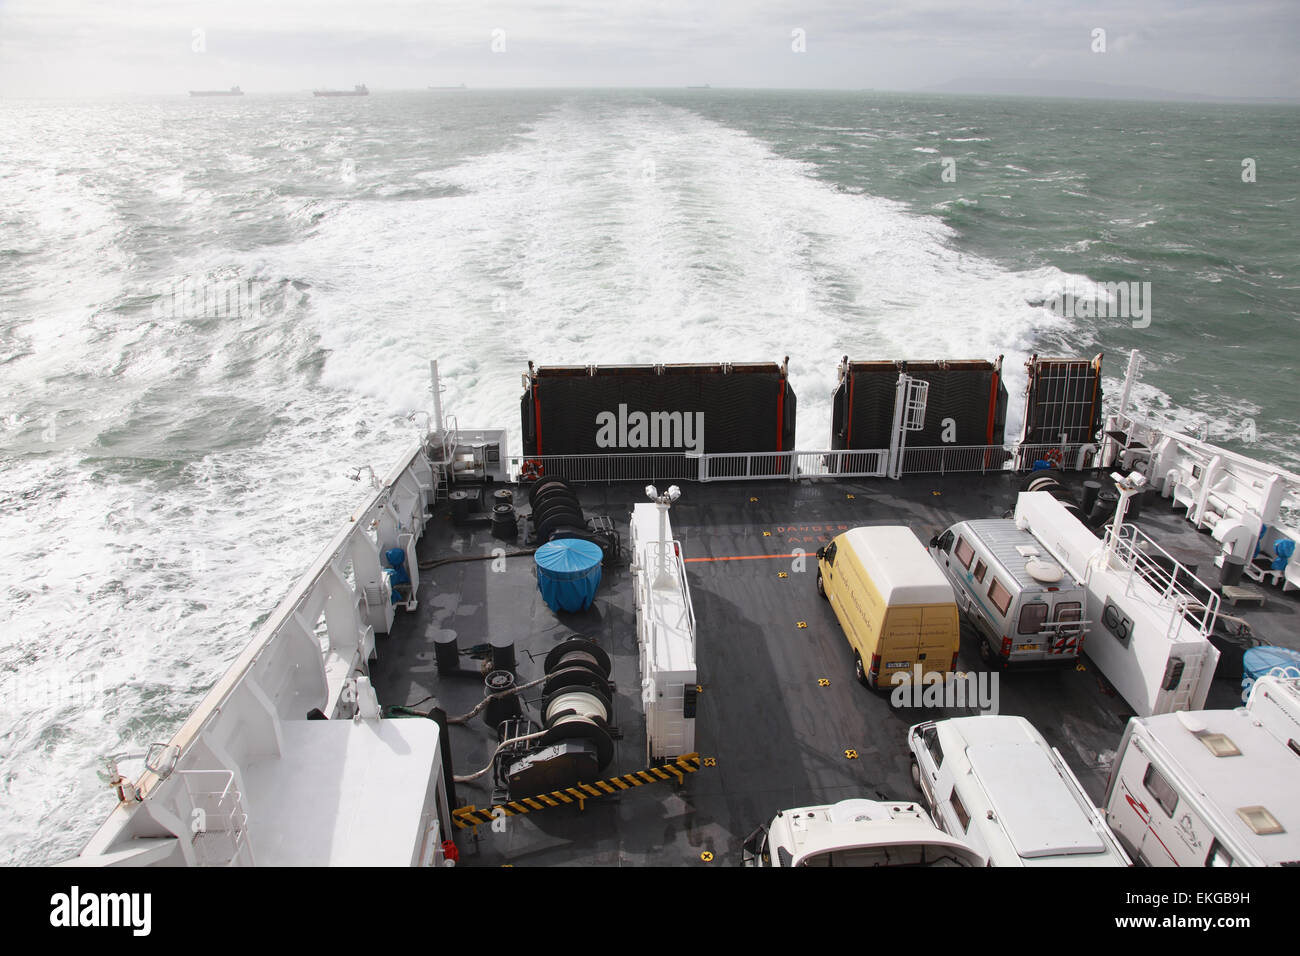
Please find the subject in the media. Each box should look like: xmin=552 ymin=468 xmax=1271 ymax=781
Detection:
xmin=489 ymin=637 xmax=617 ymax=801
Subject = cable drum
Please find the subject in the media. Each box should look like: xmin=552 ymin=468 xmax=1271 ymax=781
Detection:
xmin=543 ymin=637 xmax=613 ymax=696
xmin=1022 ymin=471 xmax=1064 ymax=494
xmin=544 ymin=688 xmax=609 ymax=728
xmin=539 ymin=682 xmax=615 ymax=770
xmin=1018 ymin=472 xmax=1087 ymax=525
xmin=531 ymin=485 xmax=582 ymax=518
xmin=533 ymin=499 xmax=584 ymax=533
xmin=528 ymin=477 xmax=575 ymax=507
xmin=532 ymin=493 xmax=583 ymax=524
xmin=539 ymin=637 xmax=616 ymax=769
xmin=533 ymin=501 xmax=584 ymax=532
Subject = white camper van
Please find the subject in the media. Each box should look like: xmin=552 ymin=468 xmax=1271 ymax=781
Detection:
xmin=1245 ymin=675 xmax=1300 ymax=751
xmin=741 ymin=797 xmax=988 ymax=867
xmin=1104 ymin=686 xmax=1300 ymax=867
xmin=909 ymin=715 xmax=1131 ymax=867
xmin=930 ymin=519 xmax=1086 ymax=666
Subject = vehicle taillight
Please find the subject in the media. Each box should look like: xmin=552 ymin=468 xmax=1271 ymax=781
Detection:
xmin=870 ymin=653 xmax=881 ymax=678
xmin=1000 ymin=637 xmax=1012 ymax=657
xmin=950 ymin=651 xmax=959 ymax=671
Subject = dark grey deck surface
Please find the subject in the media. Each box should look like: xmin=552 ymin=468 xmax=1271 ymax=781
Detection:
xmin=369 ymin=471 xmax=1300 ymax=866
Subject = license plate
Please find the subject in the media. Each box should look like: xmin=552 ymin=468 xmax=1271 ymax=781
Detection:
xmin=1016 ymin=644 xmax=1038 ymax=652
xmin=885 ymin=661 xmax=910 ymax=669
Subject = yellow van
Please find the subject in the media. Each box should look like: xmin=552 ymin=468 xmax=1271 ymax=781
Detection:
xmin=816 ymin=526 xmax=961 ymax=690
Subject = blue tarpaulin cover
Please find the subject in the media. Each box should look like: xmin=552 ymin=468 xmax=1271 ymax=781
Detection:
xmin=1241 ymin=645 xmax=1300 ymax=701
xmin=535 ymin=539 xmax=603 ymax=613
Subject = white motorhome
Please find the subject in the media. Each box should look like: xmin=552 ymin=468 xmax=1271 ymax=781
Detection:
xmin=741 ymin=797 xmax=987 ymax=867
xmin=908 ymin=715 xmax=1131 ymax=867
xmin=1103 ymin=693 xmax=1300 ymax=867
xmin=930 ymin=519 xmax=1086 ymax=666
xmin=1245 ymin=675 xmax=1300 ymax=751
xmin=1014 ymin=490 xmax=1220 ymax=716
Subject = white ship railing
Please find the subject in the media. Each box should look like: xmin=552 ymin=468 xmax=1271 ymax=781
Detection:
xmin=1102 ymin=522 xmax=1222 ymax=640
xmin=514 ymin=452 xmax=702 ymax=482
xmin=641 ymin=540 xmax=698 ymax=642
xmin=180 ymin=769 xmax=250 ymax=866
xmin=506 ymin=442 xmax=1097 ymax=483
xmin=899 ymin=443 xmax=1096 ymax=475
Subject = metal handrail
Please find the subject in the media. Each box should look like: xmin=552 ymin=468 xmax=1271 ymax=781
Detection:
xmin=507 ymin=442 xmax=1095 ymax=483
xmin=641 ymin=539 xmax=697 ymax=650
xmin=1104 ymin=523 xmax=1221 ymax=639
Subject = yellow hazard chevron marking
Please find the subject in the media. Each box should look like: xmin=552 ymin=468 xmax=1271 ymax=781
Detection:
xmin=749 ymin=497 xmax=758 ymax=503
xmin=700 ymin=851 xmax=714 ymax=862
xmin=777 ymin=571 xmax=787 ymax=578
xmin=763 ymin=530 xmax=771 ymax=537
xmin=846 ymin=494 xmax=855 ymax=500
xmin=818 ymin=678 xmax=830 ymax=687
xmin=696 ymin=684 xmax=703 ymax=693
xmin=451 ymin=753 xmax=705 ymax=828
xmin=845 ymin=749 xmax=858 ymax=759
xmin=796 ymin=621 xmax=807 ymax=628
xmin=703 ymin=757 xmax=717 ymax=767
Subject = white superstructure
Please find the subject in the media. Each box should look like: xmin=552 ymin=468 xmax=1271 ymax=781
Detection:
xmin=630 ymin=490 xmax=698 ymax=764
xmin=1014 ymin=490 xmax=1220 ymax=716
xmin=70 ymin=442 xmax=454 ymax=866
xmin=1103 ymin=349 xmax=1300 ymax=590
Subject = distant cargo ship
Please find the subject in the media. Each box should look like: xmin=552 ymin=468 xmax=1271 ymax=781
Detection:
xmin=314 ymin=84 xmax=369 ymax=97
xmin=189 ymin=86 xmax=243 ymax=97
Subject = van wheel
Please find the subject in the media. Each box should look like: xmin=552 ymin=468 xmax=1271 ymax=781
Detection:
xmin=979 ymin=638 xmax=994 ymax=664
xmin=910 ymin=758 xmax=922 ymax=792
xmin=816 ymin=569 xmax=826 ymax=598
xmin=854 ymin=652 xmax=870 ymax=687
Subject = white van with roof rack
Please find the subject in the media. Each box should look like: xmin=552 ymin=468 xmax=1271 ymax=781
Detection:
xmin=929 ymin=519 xmax=1086 ymax=666
xmin=908 ymin=715 xmax=1130 ymax=866
xmin=1103 ymin=676 xmax=1300 ymax=867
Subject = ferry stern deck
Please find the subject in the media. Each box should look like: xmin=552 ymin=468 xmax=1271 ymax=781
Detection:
xmin=370 ymin=471 xmax=1300 ymax=867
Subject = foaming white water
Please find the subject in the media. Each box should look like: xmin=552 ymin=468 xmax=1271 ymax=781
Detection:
xmin=289 ymin=99 xmax=1083 ymax=448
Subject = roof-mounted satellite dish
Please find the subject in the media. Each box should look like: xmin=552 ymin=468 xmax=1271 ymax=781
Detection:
xmin=1025 ymin=559 xmax=1064 ymax=584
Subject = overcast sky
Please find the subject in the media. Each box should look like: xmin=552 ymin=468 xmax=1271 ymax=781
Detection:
xmin=1 ymin=0 xmax=1296 ymax=99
